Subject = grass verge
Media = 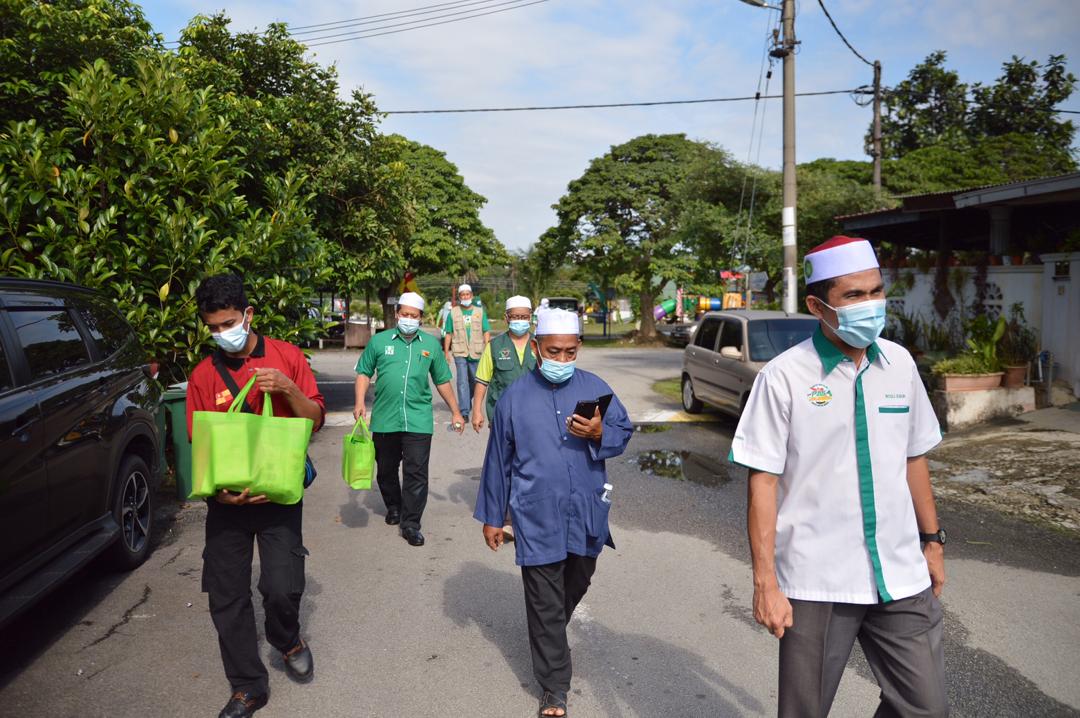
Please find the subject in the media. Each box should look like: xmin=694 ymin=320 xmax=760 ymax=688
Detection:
xmin=652 ymin=377 xmax=682 ymax=402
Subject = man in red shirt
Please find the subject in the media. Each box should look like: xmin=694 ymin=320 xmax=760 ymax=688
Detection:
xmin=186 ymin=275 xmax=324 ymax=718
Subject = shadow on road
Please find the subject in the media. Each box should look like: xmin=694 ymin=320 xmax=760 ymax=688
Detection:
xmin=442 ymin=561 xmax=764 ymax=717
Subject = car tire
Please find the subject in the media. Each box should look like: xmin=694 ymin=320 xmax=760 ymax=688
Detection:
xmin=103 ymin=455 xmax=154 ymax=572
xmin=682 ymin=375 xmax=704 ymax=414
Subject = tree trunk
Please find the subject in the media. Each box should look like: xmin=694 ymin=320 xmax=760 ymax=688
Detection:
xmin=378 ymin=285 xmax=396 ymax=329
xmin=638 ymin=287 xmax=658 ymax=341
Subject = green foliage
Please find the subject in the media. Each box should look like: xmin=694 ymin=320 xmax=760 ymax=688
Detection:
xmin=545 ymin=134 xmax=704 ymax=340
xmin=957 ymin=314 xmax=1006 ymax=372
xmin=0 ymin=0 xmax=159 ymax=128
xmin=999 ymin=303 xmax=1039 ymax=365
xmin=0 ymin=56 xmax=327 ymax=382
xmin=931 ymin=354 xmax=999 ymax=376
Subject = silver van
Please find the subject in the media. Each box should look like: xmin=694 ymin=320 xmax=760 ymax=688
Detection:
xmin=682 ymin=310 xmax=818 ymax=416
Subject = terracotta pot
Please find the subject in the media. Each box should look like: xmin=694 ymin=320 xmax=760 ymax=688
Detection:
xmin=1002 ymin=365 xmax=1027 ymax=388
xmin=989 ymin=255 xmax=1003 ymax=266
xmin=939 ymin=372 xmax=1004 ymax=392
xmin=1011 ymin=255 xmax=1023 ymax=265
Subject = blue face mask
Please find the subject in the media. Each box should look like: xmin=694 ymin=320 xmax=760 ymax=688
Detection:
xmin=212 ymin=313 xmax=250 ymax=353
xmin=508 ymin=320 xmax=531 ymax=336
xmin=397 ymin=317 xmax=421 ymax=335
xmin=460 ymin=298 xmax=473 ymax=307
xmin=538 ymin=356 xmax=575 ymax=384
xmin=820 ymin=298 xmax=886 ymax=349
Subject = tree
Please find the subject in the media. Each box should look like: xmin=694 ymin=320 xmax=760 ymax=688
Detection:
xmin=876 ymin=51 xmax=969 ymax=159
xmin=0 ymin=56 xmax=327 ymax=381
xmin=0 ymin=0 xmax=159 ymax=128
xmin=968 ymin=54 xmax=1076 ymax=149
xmin=546 ymin=134 xmax=704 ymax=341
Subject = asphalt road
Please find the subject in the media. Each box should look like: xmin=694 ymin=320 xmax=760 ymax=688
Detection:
xmin=1 ymin=346 xmax=1078 ymax=717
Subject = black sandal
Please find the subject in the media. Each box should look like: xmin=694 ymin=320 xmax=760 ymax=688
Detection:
xmin=539 ymin=690 xmax=568 ymax=717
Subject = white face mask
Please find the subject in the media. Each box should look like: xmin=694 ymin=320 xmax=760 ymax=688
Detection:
xmin=212 ymin=313 xmax=250 ymax=353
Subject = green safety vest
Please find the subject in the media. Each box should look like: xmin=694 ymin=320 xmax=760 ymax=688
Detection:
xmin=486 ymin=331 xmax=536 ymax=420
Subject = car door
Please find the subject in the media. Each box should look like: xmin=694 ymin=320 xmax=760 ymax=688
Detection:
xmin=686 ymin=317 xmax=722 ymax=404
xmin=712 ymin=318 xmax=747 ymax=409
xmin=7 ymin=306 xmax=105 ymax=537
xmin=0 ymin=311 xmax=50 ymax=580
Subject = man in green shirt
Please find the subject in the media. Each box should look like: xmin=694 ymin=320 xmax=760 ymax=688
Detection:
xmin=443 ymin=283 xmax=490 ymax=421
xmin=354 ymin=292 xmax=465 ymax=547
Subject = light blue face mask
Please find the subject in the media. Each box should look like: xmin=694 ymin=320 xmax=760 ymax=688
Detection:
xmin=819 ymin=298 xmax=886 ymax=349
xmin=508 ymin=320 xmax=531 ymax=336
xmin=212 ymin=313 xmax=250 ymax=353
xmin=538 ymin=356 xmax=575 ymax=384
xmin=460 ymin=298 xmax=473 ymax=307
xmin=397 ymin=317 xmax=421 ymax=335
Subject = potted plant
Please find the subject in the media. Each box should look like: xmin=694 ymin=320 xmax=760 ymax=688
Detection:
xmin=998 ymin=303 xmax=1038 ymax=388
xmin=930 ymin=315 xmax=1006 ymax=391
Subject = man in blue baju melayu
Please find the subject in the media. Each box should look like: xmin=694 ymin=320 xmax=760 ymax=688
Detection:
xmin=474 ymin=308 xmax=633 ymax=718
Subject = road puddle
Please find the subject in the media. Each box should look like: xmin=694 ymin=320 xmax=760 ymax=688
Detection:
xmin=634 ymin=450 xmax=730 ymax=487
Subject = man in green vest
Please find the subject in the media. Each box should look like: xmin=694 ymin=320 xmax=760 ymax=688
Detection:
xmin=443 ymin=283 xmax=490 ymax=422
xmin=471 ymin=295 xmax=537 ymax=432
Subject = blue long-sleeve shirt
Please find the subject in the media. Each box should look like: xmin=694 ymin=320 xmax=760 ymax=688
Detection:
xmin=474 ymin=367 xmax=634 ymax=566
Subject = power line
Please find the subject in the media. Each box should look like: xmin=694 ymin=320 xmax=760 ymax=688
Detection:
xmin=289 ymin=0 xmax=503 ymax=31
xmin=815 ymin=0 xmax=873 ymax=67
xmin=384 ymin=88 xmax=861 ymax=114
xmin=304 ymin=0 xmax=548 ymax=46
xmin=297 ymin=0 xmax=538 ymax=42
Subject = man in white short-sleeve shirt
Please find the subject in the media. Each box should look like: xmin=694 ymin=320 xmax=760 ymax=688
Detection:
xmin=732 ymin=235 xmax=948 ymax=718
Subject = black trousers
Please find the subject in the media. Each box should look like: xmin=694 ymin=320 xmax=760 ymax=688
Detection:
xmin=521 ymin=554 xmax=597 ymax=695
xmin=202 ymin=500 xmax=307 ymax=695
xmin=373 ymin=431 xmax=433 ymax=530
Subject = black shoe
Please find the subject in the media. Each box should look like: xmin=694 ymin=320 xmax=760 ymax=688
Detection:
xmin=401 ymin=527 xmax=425 ymax=546
xmin=283 ymin=638 xmax=314 ymax=683
xmin=219 ymin=691 xmax=268 ymax=718
xmin=385 ymin=508 xmax=401 ymax=525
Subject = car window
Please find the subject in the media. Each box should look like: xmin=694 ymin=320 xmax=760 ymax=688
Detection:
xmin=747 ymin=319 xmax=817 ymax=362
xmin=719 ymin=320 xmax=744 ymax=351
xmin=0 ymin=337 xmax=12 ymax=393
xmin=78 ymin=300 xmax=134 ymax=357
xmin=695 ymin=318 xmax=721 ymax=351
xmin=9 ymin=308 xmax=92 ymax=380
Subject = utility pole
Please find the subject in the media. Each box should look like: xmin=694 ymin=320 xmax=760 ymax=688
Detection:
xmin=872 ymin=60 xmax=882 ymax=195
xmin=778 ymin=0 xmax=797 ymax=314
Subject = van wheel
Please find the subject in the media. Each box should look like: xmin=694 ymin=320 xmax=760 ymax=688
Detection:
xmin=682 ymin=376 xmax=703 ymax=414
xmin=104 ymin=455 xmax=153 ymax=571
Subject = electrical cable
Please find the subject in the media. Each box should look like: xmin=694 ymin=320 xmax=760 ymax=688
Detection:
xmin=383 ymin=88 xmax=860 ymax=114
xmin=289 ymin=0 xmax=504 ymax=31
xmin=815 ymin=0 xmax=873 ymax=67
xmin=304 ymin=0 xmax=548 ymax=46
xmin=296 ymin=0 xmax=539 ymax=43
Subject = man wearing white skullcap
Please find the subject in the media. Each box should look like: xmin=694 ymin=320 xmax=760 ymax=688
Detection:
xmin=732 ymin=236 xmax=947 ymax=717
xmin=474 ymin=307 xmax=634 ymax=718
xmin=354 ymin=292 xmax=465 ymax=547
xmin=443 ymin=283 xmax=490 ymax=422
xmin=471 ymin=295 xmax=536 ymax=432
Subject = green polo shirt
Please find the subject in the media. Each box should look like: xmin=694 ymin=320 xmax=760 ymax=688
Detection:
xmin=355 ymin=328 xmax=453 ymax=434
xmin=443 ymin=306 xmax=490 ymax=357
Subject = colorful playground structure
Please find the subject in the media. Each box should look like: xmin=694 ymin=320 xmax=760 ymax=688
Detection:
xmin=653 ymin=293 xmax=744 ymax=320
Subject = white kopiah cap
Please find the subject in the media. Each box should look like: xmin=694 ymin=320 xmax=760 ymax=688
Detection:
xmin=505 ymin=295 xmax=532 ymax=311
xmin=458 ymin=283 xmax=473 ymax=294
xmin=398 ymin=292 xmax=425 ymax=311
xmin=535 ymin=308 xmax=580 ymax=336
xmin=803 ymin=236 xmax=879 ymax=284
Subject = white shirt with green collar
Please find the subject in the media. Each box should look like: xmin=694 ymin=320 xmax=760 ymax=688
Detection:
xmin=731 ymin=327 xmax=942 ymax=604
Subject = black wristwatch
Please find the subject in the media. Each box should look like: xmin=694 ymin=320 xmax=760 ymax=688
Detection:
xmin=919 ymin=528 xmax=947 ymax=545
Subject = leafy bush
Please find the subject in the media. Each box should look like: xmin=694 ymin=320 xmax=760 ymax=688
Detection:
xmin=999 ymin=302 xmax=1038 ymax=365
xmin=931 ymin=354 xmax=1000 ymax=375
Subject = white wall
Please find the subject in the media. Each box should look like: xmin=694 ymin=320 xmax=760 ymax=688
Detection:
xmin=884 ymin=265 xmax=1044 ymax=339
xmin=1039 ymin=253 xmax=1080 ymax=396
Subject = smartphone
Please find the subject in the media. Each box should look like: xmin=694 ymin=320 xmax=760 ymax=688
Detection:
xmin=573 ymin=400 xmax=600 ymax=418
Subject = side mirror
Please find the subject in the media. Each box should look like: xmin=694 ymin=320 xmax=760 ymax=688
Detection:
xmin=720 ymin=346 xmax=742 ymax=360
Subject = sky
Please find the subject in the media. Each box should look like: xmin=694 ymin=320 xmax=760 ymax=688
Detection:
xmin=140 ymin=0 xmax=1080 ymax=251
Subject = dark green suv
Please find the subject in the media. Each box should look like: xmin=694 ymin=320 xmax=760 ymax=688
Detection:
xmin=0 ymin=279 xmax=161 ymax=626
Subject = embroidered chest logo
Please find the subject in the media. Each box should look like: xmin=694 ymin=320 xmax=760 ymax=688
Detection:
xmin=384 ymin=346 xmax=395 ymax=356
xmin=422 ymin=350 xmax=431 ymax=358
xmin=215 ymin=389 xmax=233 ymax=406
xmin=499 ymin=348 xmax=511 ymax=360
xmin=807 ymin=383 xmax=833 ymax=407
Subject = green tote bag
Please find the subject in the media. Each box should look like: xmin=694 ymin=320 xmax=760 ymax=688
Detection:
xmin=190 ymin=375 xmax=314 ymax=504
xmin=342 ymin=416 xmax=375 ymax=490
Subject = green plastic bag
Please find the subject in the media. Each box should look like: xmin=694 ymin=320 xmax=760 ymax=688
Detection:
xmin=342 ymin=416 xmax=375 ymax=490
xmin=190 ymin=375 xmax=314 ymax=504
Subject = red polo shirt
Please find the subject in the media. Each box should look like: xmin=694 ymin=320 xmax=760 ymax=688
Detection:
xmin=185 ymin=334 xmax=325 ymax=439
